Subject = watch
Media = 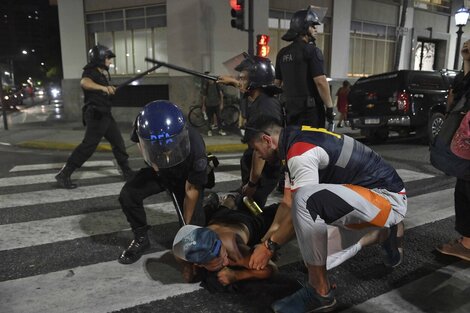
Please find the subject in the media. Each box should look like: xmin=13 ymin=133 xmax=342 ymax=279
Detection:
xmin=264 ymin=238 xmax=281 ymax=253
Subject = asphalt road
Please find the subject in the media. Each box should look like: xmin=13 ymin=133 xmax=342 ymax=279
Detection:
xmin=0 ymin=137 xmax=468 ymax=313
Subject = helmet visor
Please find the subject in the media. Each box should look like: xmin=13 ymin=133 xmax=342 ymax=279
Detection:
xmin=138 ymin=127 xmax=191 ymax=168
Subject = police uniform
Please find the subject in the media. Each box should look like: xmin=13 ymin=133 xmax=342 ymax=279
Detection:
xmin=241 ymin=92 xmax=282 ymax=207
xmin=275 ymin=39 xmax=326 ymax=127
xmin=66 ymin=65 xmax=130 ymax=171
xmin=280 ymin=126 xmax=407 ymax=267
xmin=119 ymin=125 xmax=208 ymax=231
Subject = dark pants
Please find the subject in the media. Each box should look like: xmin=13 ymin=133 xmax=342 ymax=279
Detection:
xmin=240 ymin=148 xmax=281 ymax=208
xmin=455 ymin=178 xmax=470 ymax=237
xmin=206 ymin=106 xmax=222 ymax=128
xmin=285 ymin=97 xmax=325 ymax=128
xmin=67 ymin=106 xmax=129 ymax=169
xmin=119 ymin=167 xmax=205 ymax=230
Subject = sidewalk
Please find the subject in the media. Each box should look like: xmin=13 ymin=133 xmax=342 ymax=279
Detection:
xmin=0 ymin=118 xmax=360 ymax=155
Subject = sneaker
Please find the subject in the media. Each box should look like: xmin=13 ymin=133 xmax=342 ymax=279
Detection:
xmin=207 ymin=130 xmax=213 ymax=137
xmin=271 ymin=284 xmax=336 ymax=313
xmin=381 ymin=221 xmax=404 ymax=268
xmin=218 ymin=129 xmax=227 ymax=136
xmin=436 ymin=238 xmax=470 ymax=261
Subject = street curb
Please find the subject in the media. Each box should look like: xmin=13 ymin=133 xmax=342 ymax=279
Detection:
xmin=16 ymin=141 xmax=112 ymax=152
xmin=15 ymin=140 xmax=247 ymax=153
xmin=206 ymin=143 xmax=247 ymax=153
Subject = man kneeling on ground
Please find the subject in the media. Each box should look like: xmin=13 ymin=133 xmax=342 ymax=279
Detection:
xmin=172 ymin=194 xmax=278 ymax=287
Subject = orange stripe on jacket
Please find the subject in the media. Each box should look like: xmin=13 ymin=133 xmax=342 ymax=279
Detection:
xmin=344 ymin=184 xmax=391 ymax=229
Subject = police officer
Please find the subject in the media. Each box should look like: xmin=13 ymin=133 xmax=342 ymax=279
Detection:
xmin=55 ymin=44 xmax=133 ymax=189
xmin=275 ymin=6 xmax=334 ymax=128
xmin=118 ymin=100 xmax=207 ymax=264
xmin=218 ymin=55 xmax=282 ymax=208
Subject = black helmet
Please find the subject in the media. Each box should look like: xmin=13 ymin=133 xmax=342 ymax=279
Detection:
xmin=88 ymin=44 xmax=116 ymax=69
xmin=282 ymin=6 xmax=321 ymax=41
xmin=235 ymin=55 xmax=282 ymax=94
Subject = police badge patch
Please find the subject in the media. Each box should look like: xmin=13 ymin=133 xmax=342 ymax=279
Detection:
xmin=194 ymin=157 xmax=207 ymax=171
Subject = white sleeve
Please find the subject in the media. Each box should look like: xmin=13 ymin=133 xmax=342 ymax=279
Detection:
xmin=286 ymin=147 xmax=329 ymax=191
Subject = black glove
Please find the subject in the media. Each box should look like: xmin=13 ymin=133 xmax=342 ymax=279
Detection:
xmin=326 ymin=107 xmax=335 ymax=123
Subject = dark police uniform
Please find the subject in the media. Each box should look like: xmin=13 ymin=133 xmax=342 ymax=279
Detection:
xmin=66 ymin=66 xmax=130 ymax=170
xmin=119 ymin=125 xmax=207 ymax=230
xmin=275 ymin=38 xmax=326 ymax=127
xmin=241 ymin=92 xmax=282 ymax=207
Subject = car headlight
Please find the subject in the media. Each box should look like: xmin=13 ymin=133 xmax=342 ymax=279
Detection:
xmin=51 ymin=88 xmax=60 ymax=98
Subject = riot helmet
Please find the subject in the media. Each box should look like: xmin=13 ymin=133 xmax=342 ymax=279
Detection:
xmin=235 ymin=55 xmax=282 ymax=94
xmin=282 ymin=6 xmax=321 ymax=41
xmin=88 ymin=44 xmax=116 ymax=70
xmin=136 ymin=100 xmax=190 ymax=169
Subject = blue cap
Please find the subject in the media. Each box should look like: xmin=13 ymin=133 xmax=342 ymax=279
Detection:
xmin=172 ymin=225 xmax=222 ymax=264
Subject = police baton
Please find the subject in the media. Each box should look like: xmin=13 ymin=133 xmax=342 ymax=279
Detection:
xmin=168 ymin=190 xmax=186 ymax=226
xmin=144 ymin=57 xmax=218 ymax=81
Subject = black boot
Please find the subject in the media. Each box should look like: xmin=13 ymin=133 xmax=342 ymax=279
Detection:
xmin=55 ymin=165 xmax=77 ymax=189
xmin=118 ymin=226 xmax=150 ymax=264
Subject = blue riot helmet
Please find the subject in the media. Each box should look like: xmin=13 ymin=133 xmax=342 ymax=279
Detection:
xmin=136 ymin=100 xmax=190 ymax=168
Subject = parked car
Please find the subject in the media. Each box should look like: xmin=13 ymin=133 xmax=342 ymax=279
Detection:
xmin=1 ymin=89 xmax=23 ymax=111
xmin=347 ymin=69 xmax=458 ymax=143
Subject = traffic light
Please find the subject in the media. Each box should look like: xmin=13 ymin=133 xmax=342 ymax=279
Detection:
xmin=256 ymin=34 xmax=270 ymax=57
xmin=230 ymin=0 xmax=245 ymax=31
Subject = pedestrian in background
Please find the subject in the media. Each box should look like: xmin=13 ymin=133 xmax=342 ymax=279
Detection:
xmin=335 ymin=80 xmax=350 ymax=128
xmin=201 ymin=72 xmax=226 ymax=137
xmin=436 ymin=40 xmax=470 ymax=261
xmin=55 ymin=44 xmax=133 ymax=189
xmin=274 ymin=6 xmax=334 ymax=128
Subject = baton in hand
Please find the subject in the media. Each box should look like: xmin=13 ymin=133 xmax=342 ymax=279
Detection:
xmin=168 ymin=190 xmax=186 ymax=226
xmin=145 ymin=57 xmax=218 ymax=81
xmin=115 ymin=64 xmax=163 ymax=90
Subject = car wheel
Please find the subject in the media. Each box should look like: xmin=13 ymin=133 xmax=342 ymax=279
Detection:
xmin=428 ymin=112 xmax=445 ymax=143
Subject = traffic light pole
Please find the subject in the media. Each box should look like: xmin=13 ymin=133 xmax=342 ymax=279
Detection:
xmin=248 ymin=0 xmax=254 ymax=56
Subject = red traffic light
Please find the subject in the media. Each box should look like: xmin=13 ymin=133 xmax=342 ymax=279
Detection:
xmin=256 ymin=34 xmax=270 ymax=57
xmin=230 ymin=0 xmax=243 ymax=11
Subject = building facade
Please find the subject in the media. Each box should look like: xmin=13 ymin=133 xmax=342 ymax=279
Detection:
xmin=57 ymin=0 xmax=469 ymax=122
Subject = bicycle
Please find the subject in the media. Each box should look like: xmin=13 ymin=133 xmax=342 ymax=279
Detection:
xmin=188 ymin=104 xmax=240 ymax=129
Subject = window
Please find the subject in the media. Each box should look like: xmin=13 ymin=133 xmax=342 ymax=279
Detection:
xmin=413 ymin=0 xmax=451 ymax=14
xmin=349 ymin=21 xmax=396 ymax=77
xmin=85 ymin=5 xmax=167 ymax=75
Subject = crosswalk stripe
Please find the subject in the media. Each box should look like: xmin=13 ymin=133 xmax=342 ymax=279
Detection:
xmin=0 ymin=168 xmax=121 ymax=188
xmin=9 ymin=160 xmax=115 ymax=173
xmin=0 ymin=171 xmax=241 ymax=209
xmin=218 ymin=157 xmax=241 ymax=166
xmin=396 ymin=169 xmax=434 ymax=182
xmin=0 ymin=203 xmax=179 ymax=251
xmin=0 ymin=250 xmax=201 ymax=313
xmin=342 ymin=261 xmax=470 ymax=313
xmin=0 ymin=186 xmax=454 ymax=253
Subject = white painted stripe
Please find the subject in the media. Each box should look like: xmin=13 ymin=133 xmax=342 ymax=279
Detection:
xmin=0 ymin=142 xmax=11 ymax=146
xmin=0 ymin=250 xmax=202 ymax=313
xmin=404 ymin=188 xmax=454 ymax=229
xmin=0 ymin=187 xmax=454 ymax=252
xmin=0 ymin=202 xmax=179 ymax=251
xmin=396 ymin=169 xmax=434 ymax=182
xmin=342 ymin=262 xmax=470 ymax=313
xmin=218 ymin=157 xmax=241 ymax=166
xmin=0 ymin=171 xmax=241 ymax=209
xmin=0 ymin=168 xmax=121 ymax=187
xmin=10 ymin=160 xmax=115 ymax=172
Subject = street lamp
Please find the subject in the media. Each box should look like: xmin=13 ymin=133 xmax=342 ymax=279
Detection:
xmin=454 ymin=7 xmax=469 ymax=69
